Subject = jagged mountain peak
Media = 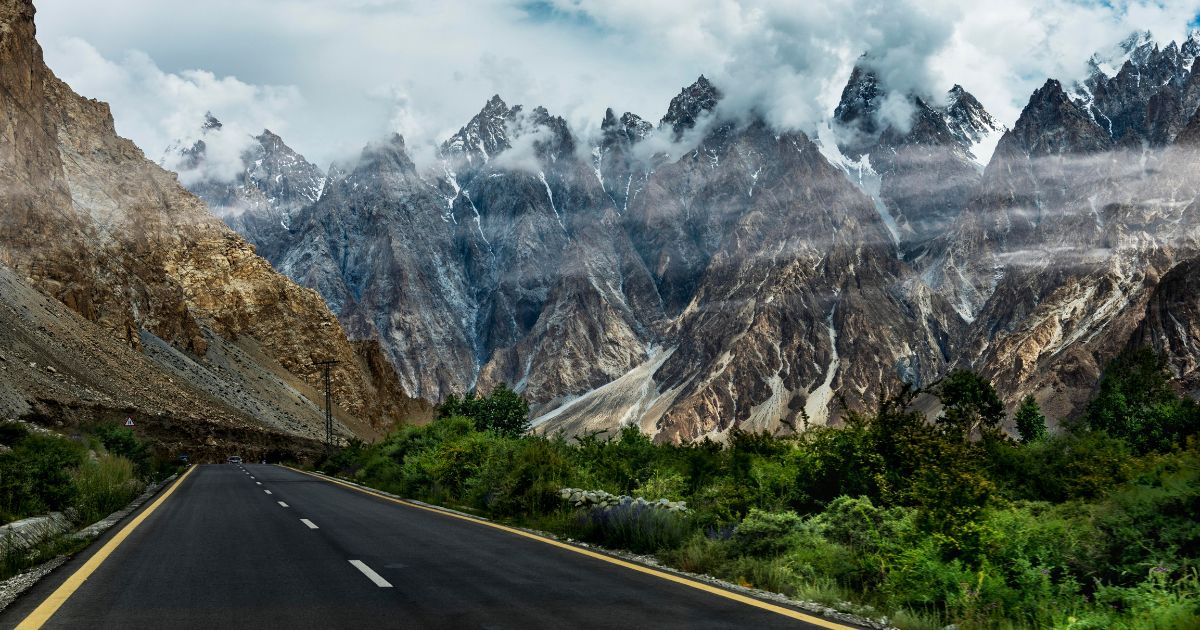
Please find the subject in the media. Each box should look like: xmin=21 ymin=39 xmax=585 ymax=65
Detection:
xmin=202 ymin=111 xmax=223 ymax=131
xmin=601 ymin=108 xmax=651 ymax=145
xmin=165 ymin=114 xmax=325 ymax=256
xmin=602 ymin=107 xmax=619 ymax=129
xmin=441 ymin=94 xmax=523 ymax=166
xmin=661 ymin=75 xmax=722 ymax=136
xmin=942 ymin=84 xmax=1005 ymax=163
xmin=832 ymin=63 xmax=990 ymax=160
xmin=833 ymin=64 xmax=882 ymax=128
xmin=1183 ymin=29 xmax=1200 ymax=58
xmin=1002 ymin=78 xmax=1112 ymax=157
xmin=358 ymin=132 xmax=416 ymax=173
xmin=1071 ymin=29 xmax=1200 ymax=144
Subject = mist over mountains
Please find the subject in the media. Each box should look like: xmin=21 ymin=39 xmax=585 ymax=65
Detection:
xmin=167 ymin=30 xmax=1200 ymax=441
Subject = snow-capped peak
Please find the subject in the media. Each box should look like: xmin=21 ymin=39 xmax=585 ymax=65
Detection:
xmin=942 ymin=85 xmax=1006 ymax=167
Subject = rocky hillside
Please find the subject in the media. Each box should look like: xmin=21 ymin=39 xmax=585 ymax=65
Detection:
xmin=0 ymin=0 xmax=429 ymax=450
xmin=177 ymin=26 xmax=1200 ymax=442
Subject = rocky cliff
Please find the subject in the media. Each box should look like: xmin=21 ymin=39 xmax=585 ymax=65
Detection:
xmin=0 ymin=0 xmax=429 ymax=448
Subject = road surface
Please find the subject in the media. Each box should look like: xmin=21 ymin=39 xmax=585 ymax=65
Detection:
xmin=2 ymin=464 xmax=859 ymax=629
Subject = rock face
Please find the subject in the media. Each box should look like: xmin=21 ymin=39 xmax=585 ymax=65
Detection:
xmin=1130 ymin=257 xmax=1200 ymax=396
xmin=0 ymin=0 xmax=428 ymax=449
xmin=164 ymin=116 xmax=326 ymax=262
xmin=935 ymin=55 xmax=1200 ymax=423
xmin=1072 ymin=31 xmax=1200 ymax=145
xmin=211 ymin=78 xmax=956 ymax=442
xmin=178 ymin=26 xmax=1200 ymax=442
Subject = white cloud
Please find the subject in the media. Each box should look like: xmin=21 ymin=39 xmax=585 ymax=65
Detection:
xmin=46 ymin=37 xmax=299 ymax=181
xmin=35 ymin=0 xmax=1200 ymax=172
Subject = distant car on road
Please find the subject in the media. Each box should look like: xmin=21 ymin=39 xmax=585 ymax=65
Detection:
xmin=227 ymin=456 xmax=242 ymax=464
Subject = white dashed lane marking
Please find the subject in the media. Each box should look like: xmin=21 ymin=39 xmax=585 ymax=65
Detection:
xmin=349 ymin=560 xmax=393 ymax=588
xmin=264 ymin=490 xmax=272 ymax=495
xmin=301 ymin=519 xmax=318 ymax=529
xmin=278 ymin=502 xmax=289 ymax=508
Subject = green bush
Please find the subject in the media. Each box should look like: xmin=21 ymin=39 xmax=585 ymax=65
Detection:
xmin=74 ymin=454 xmax=141 ymax=524
xmin=572 ymin=503 xmax=693 ymax=554
xmin=89 ymin=425 xmax=148 ymax=474
xmin=986 ymin=430 xmax=1133 ymax=502
xmin=732 ymin=509 xmax=804 ymax=558
xmin=0 ymin=433 xmax=85 ymax=520
xmin=1014 ymin=395 xmax=1048 ymax=444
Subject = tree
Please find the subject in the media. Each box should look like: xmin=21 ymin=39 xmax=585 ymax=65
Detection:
xmin=1014 ymin=395 xmax=1047 ymax=444
xmin=436 ymin=393 xmax=463 ymax=419
xmin=435 ymin=385 xmax=530 ymax=437
xmin=935 ymin=370 xmax=1005 ymax=440
xmin=1086 ymin=348 xmax=1200 ymax=453
xmin=478 ymin=383 xmax=530 ymax=437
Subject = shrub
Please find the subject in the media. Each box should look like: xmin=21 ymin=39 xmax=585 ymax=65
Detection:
xmin=635 ymin=469 xmax=688 ymax=501
xmin=986 ymin=430 xmax=1133 ymax=502
xmin=573 ymin=502 xmax=693 ymax=554
xmin=934 ymin=369 xmax=1005 ymax=440
xmin=73 ymin=454 xmax=142 ymax=524
xmin=661 ymin=533 xmax=728 ymax=575
xmin=475 ymin=438 xmax=573 ymax=516
xmin=0 ymin=422 xmax=28 ymax=447
xmin=0 ymin=433 xmax=84 ymax=520
xmin=732 ymin=509 xmax=804 ymax=558
xmin=89 ymin=425 xmax=148 ymax=474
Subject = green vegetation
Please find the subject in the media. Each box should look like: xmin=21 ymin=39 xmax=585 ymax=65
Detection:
xmin=321 ymin=352 xmax=1200 ymax=629
xmin=436 ymin=383 xmax=530 ymax=436
xmin=0 ymin=421 xmax=181 ymax=580
xmin=1013 ymin=396 xmax=1047 ymax=444
xmin=0 ymin=422 xmax=176 ymax=527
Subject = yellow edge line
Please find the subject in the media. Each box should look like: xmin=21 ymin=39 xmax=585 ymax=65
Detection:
xmin=288 ymin=467 xmax=857 ymax=630
xmin=15 ymin=465 xmax=198 ymax=630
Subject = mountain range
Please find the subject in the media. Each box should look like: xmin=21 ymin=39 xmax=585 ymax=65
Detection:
xmin=4 ymin=0 xmax=1197 ymax=446
xmin=165 ymin=29 xmax=1200 ymax=443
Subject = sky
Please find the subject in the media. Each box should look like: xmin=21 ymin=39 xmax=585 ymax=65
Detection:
xmin=34 ymin=0 xmax=1200 ymax=175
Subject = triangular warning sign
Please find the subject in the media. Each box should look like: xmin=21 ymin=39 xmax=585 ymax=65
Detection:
xmin=124 ymin=417 xmax=135 ymax=427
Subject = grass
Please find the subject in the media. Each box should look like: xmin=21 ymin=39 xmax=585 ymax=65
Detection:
xmin=72 ymin=454 xmax=142 ymax=525
xmin=0 ymin=532 xmax=93 ymax=582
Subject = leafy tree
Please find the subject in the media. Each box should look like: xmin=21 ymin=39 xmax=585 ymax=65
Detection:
xmin=1086 ymin=348 xmax=1200 ymax=453
xmin=935 ymin=369 xmax=1005 ymax=440
xmin=1014 ymin=395 xmax=1048 ymax=444
xmin=477 ymin=384 xmax=530 ymax=436
xmin=436 ymin=393 xmax=463 ymax=419
xmin=435 ymin=384 xmax=530 ymax=437
xmin=91 ymin=424 xmax=148 ymax=474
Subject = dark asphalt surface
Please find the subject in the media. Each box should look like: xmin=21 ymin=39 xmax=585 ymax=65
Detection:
xmin=1 ymin=464 xmax=854 ymax=629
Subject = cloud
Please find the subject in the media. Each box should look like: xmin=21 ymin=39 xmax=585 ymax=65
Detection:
xmin=35 ymin=0 xmax=1200 ymax=171
xmin=46 ymin=37 xmax=300 ymax=181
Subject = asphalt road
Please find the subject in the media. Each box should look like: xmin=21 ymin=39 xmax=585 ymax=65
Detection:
xmin=1 ymin=464 xmax=859 ymax=629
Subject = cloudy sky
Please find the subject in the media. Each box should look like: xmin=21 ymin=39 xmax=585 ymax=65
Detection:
xmin=36 ymin=0 xmax=1200 ymax=172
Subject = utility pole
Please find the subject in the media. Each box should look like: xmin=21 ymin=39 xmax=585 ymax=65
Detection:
xmin=314 ymin=360 xmax=339 ymax=448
